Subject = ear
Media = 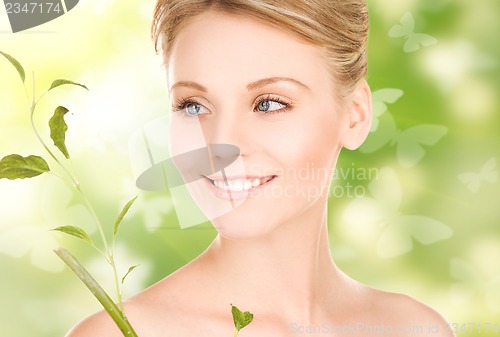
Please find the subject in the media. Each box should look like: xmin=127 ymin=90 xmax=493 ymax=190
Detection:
xmin=340 ymin=80 xmax=372 ymax=150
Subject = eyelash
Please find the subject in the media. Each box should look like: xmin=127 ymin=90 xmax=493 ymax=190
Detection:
xmin=173 ymin=97 xmax=197 ymax=112
xmin=254 ymin=94 xmax=291 ymax=114
xmin=170 ymin=97 xmax=205 ymax=119
xmin=172 ymin=95 xmax=292 ymax=117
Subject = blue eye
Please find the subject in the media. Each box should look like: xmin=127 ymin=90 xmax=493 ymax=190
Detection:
xmin=174 ymin=99 xmax=210 ymax=117
xmin=257 ymin=99 xmax=287 ymax=112
xmin=255 ymin=96 xmax=289 ymax=113
xmin=186 ymin=103 xmax=203 ymax=115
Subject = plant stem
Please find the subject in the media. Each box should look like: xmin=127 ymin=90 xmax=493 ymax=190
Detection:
xmin=29 ymin=73 xmax=110 ymax=258
xmin=234 ymin=330 xmax=239 ymax=337
xmin=110 ymin=253 xmax=124 ymax=312
xmin=54 ymin=248 xmax=138 ymax=337
xmin=65 ymin=159 xmax=111 ymax=261
xmin=111 ymin=232 xmax=124 ymax=311
xmin=29 ymin=72 xmax=125 ymax=313
xmin=74 ymin=183 xmax=111 ymax=256
xmin=47 ymin=171 xmax=69 ymax=183
xmin=74 ymin=178 xmax=124 ymax=312
xmin=29 ymin=72 xmax=76 ymax=187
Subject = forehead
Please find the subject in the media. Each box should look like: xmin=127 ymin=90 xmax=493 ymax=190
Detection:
xmin=167 ymin=11 xmax=332 ymax=92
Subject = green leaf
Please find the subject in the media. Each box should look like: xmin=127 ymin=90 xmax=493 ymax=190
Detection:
xmin=0 ymin=51 xmax=25 ymax=83
xmin=114 ymin=196 xmax=138 ymax=237
xmin=48 ymin=79 xmax=88 ymax=91
xmin=52 ymin=226 xmax=93 ymax=245
xmin=231 ymin=304 xmax=254 ymax=331
xmin=48 ymin=106 xmax=70 ymax=159
xmin=0 ymin=154 xmax=49 ymax=180
xmin=121 ymin=265 xmax=139 ymax=284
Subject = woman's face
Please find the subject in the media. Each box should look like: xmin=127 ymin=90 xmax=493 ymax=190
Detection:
xmin=167 ymin=11 xmax=349 ymax=238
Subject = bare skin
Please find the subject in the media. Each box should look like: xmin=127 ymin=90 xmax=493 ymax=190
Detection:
xmin=66 ymin=11 xmax=454 ymax=337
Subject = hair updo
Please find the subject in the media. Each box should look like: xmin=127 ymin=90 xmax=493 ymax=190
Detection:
xmin=151 ymin=0 xmax=369 ymax=98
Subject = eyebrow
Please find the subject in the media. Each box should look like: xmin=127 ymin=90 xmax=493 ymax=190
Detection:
xmin=170 ymin=77 xmax=311 ymax=93
xmin=170 ymin=81 xmax=208 ymax=92
xmin=247 ymin=77 xmax=311 ymax=91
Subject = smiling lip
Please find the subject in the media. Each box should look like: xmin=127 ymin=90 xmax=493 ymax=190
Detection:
xmin=203 ymin=175 xmax=277 ymax=200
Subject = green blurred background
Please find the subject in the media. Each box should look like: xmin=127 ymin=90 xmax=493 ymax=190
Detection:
xmin=0 ymin=0 xmax=499 ymax=336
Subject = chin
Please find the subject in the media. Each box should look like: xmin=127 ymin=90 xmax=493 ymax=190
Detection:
xmin=211 ymin=212 xmax=280 ymax=240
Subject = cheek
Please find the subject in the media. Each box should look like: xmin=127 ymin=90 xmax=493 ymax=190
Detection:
xmin=168 ymin=116 xmax=208 ymax=157
xmin=269 ymin=110 xmax=342 ymax=172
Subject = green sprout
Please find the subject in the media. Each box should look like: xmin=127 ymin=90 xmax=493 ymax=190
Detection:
xmin=0 ymin=50 xmax=139 ymax=336
xmin=1 ymin=51 xmax=255 ymax=336
xmin=231 ymin=304 xmax=254 ymax=337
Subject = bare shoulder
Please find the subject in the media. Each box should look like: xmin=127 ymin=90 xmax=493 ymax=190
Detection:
xmin=65 ymin=262 xmax=217 ymax=337
xmin=65 ymin=308 xmax=121 ymax=337
xmin=362 ymin=286 xmax=455 ymax=337
xmin=64 ymin=300 xmax=153 ymax=337
xmin=65 ymin=288 xmax=189 ymax=337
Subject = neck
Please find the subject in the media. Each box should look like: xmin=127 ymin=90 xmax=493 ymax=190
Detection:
xmin=199 ymin=194 xmax=343 ymax=323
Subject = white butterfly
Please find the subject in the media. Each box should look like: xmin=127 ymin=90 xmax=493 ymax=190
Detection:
xmin=86 ymin=244 xmax=151 ymax=298
xmin=0 ymin=225 xmax=64 ymax=272
xmin=389 ymin=12 xmax=438 ymax=53
xmin=360 ymin=112 xmax=448 ymax=168
xmin=457 ymin=157 xmax=498 ymax=193
xmin=371 ymin=88 xmax=404 ymax=132
xmin=342 ymin=167 xmax=453 ymax=258
xmin=79 ymin=0 xmax=114 ymax=16
xmin=41 ymin=176 xmax=96 ymax=235
xmin=0 ymin=176 xmax=69 ymax=272
xmin=450 ymin=257 xmax=500 ymax=313
xmin=122 ymin=193 xmax=174 ymax=232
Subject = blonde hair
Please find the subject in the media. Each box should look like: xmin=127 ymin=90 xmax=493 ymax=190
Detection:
xmin=151 ymin=0 xmax=368 ymax=97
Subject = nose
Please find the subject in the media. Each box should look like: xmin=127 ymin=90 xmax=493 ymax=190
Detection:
xmin=208 ymin=143 xmax=239 ymax=161
xmin=207 ymin=143 xmax=240 ymax=173
xmin=200 ymin=107 xmax=252 ymax=176
xmin=201 ymin=107 xmax=251 ymax=157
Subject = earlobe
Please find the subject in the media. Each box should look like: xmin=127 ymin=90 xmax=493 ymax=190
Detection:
xmin=340 ymin=80 xmax=372 ymax=150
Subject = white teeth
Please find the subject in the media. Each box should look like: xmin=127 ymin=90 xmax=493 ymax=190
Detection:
xmin=244 ymin=181 xmax=253 ymax=190
xmin=232 ymin=180 xmax=244 ymax=192
xmin=211 ymin=177 xmax=273 ymax=191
